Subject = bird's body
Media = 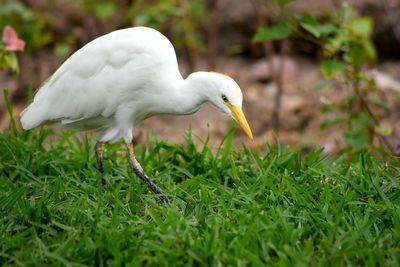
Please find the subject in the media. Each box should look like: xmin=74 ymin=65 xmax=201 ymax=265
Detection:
xmin=20 ymin=26 xmax=253 ymax=202
xmin=22 ymin=27 xmax=185 ymax=143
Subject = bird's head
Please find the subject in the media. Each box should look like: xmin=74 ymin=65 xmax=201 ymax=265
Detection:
xmin=206 ymin=72 xmax=253 ymax=139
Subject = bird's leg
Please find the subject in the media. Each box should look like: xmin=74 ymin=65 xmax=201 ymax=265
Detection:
xmin=95 ymin=141 xmax=107 ymax=186
xmin=127 ymin=142 xmax=169 ymax=203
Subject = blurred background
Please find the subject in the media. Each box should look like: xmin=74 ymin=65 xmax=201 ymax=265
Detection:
xmin=1 ymin=0 xmax=399 ymax=154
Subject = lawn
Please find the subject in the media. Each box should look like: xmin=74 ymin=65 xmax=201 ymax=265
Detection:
xmin=0 ymin=128 xmax=399 ymax=266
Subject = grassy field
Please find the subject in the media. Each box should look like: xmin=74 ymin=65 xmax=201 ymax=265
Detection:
xmin=1 ymin=127 xmax=400 ymax=266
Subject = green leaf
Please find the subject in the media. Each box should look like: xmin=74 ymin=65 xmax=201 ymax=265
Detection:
xmin=325 ymin=31 xmax=346 ymax=56
xmin=313 ymin=80 xmax=337 ymax=91
xmin=343 ymin=130 xmax=370 ymax=148
xmin=363 ymin=41 xmax=377 ymax=61
xmin=190 ymin=1 xmax=207 ymax=20
xmin=305 ymin=24 xmax=337 ymax=38
xmin=320 ymin=117 xmax=345 ymax=130
xmin=317 ymin=24 xmax=337 ymax=37
xmin=93 ymin=2 xmax=116 ymax=19
xmin=54 ymin=43 xmax=72 ymax=59
xmin=347 ymin=17 xmax=373 ymax=39
xmin=301 ymin=23 xmax=320 ymax=38
xmin=253 ymin=23 xmax=292 ymax=43
xmin=300 ymin=14 xmax=337 ymax=38
xmin=343 ymin=112 xmax=375 ymax=148
xmin=3 ymin=53 xmax=19 ymax=74
xmin=348 ymin=41 xmax=376 ymax=66
xmin=320 ymin=60 xmax=346 ymax=79
xmin=0 ymin=2 xmax=33 ymax=20
xmin=276 ymin=0 xmax=292 ymax=7
xmin=301 ymin=13 xmax=319 ymax=26
xmin=353 ymin=112 xmax=373 ymax=129
xmin=304 ymin=22 xmax=335 ymax=38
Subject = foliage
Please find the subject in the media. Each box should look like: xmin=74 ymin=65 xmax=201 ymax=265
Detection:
xmin=1 ymin=26 xmax=25 ymax=74
xmin=78 ymin=0 xmax=118 ymax=19
xmin=0 ymin=2 xmax=52 ymax=52
xmin=127 ymin=0 xmax=207 ymax=56
xmin=304 ymin=5 xmax=383 ymax=150
xmin=1 ymin=92 xmax=400 ymax=265
xmin=253 ymin=1 xmax=395 ymax=152
xmin=0 ymin=49 xmax=20 ymax=74
xmin=0 ymin=2 xmax=52 ymax=74
xmin=0 ymin=0 xmax=207 ymax=64
xmin=67 ymin=0 xmax=207 ymax=60
xmin=253 ymin=23 xmax=292 ymax=42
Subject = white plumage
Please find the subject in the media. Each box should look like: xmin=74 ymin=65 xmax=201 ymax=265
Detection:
xmin=20 ymin=27 xmax=252 ymax=144
xmin=20 ymin=26 xmax=253 ymax=201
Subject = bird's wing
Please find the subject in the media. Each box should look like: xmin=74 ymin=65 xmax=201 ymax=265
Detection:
xmin=20 ymin=27 xmax=179 ymax=130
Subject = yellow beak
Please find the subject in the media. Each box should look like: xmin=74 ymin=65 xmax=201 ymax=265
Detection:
xmin=228 ymin=105 xmax=253 ymax=139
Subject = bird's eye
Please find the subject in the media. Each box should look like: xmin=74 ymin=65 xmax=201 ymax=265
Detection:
xmin=222 ymin=95 xmax=229 ymax=103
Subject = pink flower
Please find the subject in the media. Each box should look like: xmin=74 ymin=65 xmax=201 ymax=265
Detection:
xmin=2 ymin=26 xmax=25 ymax=52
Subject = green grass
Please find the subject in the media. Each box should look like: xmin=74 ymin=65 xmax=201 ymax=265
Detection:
xmin=0 ymin=128 xmax=399 ymax=266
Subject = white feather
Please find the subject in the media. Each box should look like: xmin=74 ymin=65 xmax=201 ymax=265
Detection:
xmin=20 ymin=26 xmax=251 ymax=143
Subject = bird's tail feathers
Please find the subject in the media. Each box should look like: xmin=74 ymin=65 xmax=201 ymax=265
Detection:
xmin=20 ymin=104 xmax=46 ymax=130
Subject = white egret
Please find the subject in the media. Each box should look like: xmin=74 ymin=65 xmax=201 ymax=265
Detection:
xmin=20 ymin=26 xmax=253 ymax=202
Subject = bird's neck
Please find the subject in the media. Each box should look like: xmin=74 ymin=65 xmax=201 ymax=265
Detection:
xmin=165 ymin=71 xmax=219 ymax=115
